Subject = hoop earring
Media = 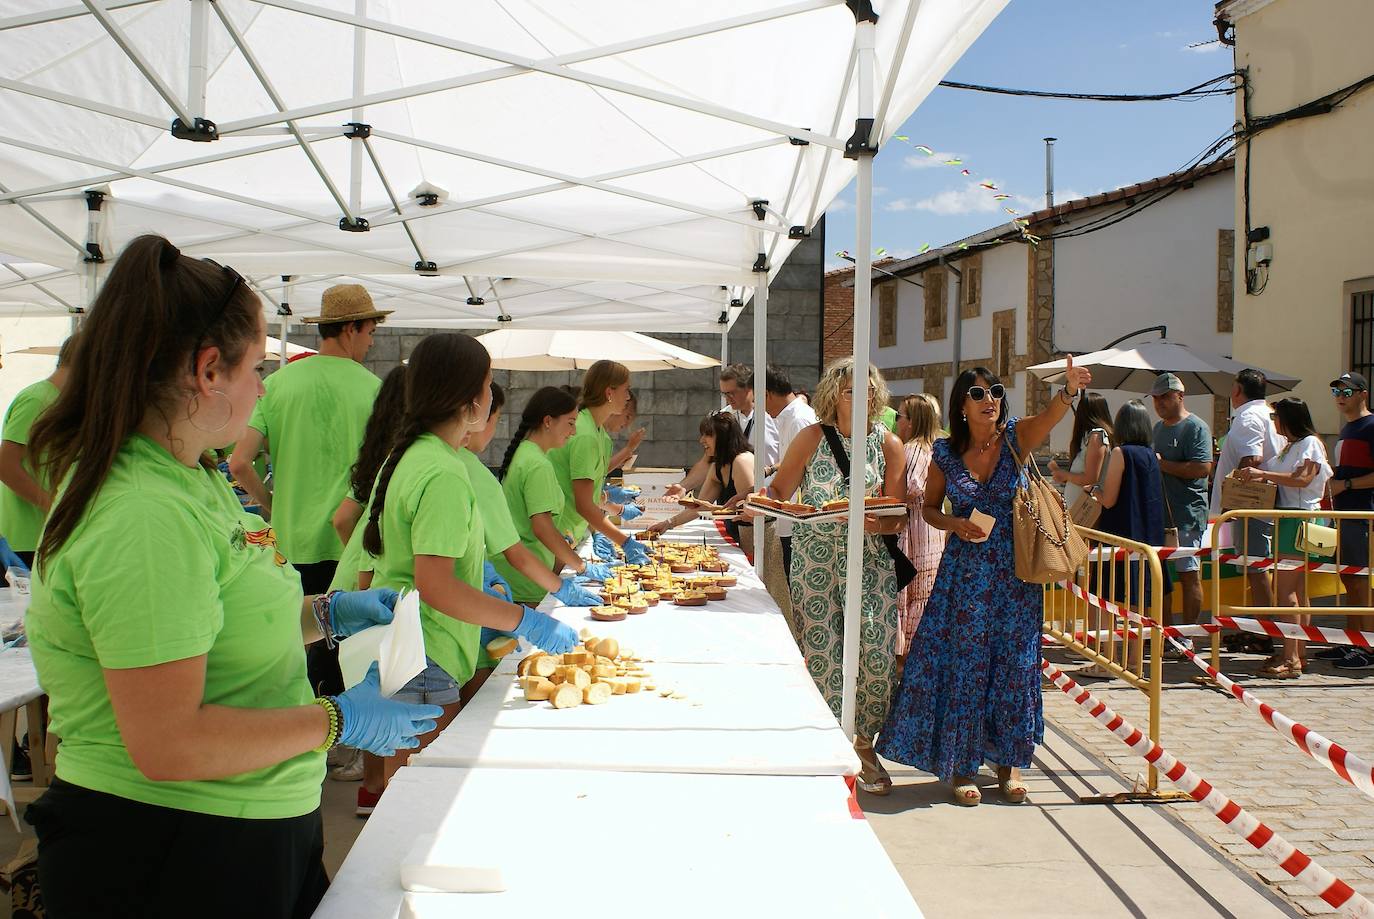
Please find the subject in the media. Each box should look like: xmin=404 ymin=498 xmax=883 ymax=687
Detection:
xmin=190 ymin=389 xmax=232 ymax=434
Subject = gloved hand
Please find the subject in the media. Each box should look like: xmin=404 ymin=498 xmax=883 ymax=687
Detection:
xmin=604 ymin=484 xmax=639 ymax=505
xmin=619 ymin=503 xmax=643 ymax=522
xmin=483 ymin=561 xmax=511 ymax=600
xmin=334 ymin=663 xmax=443 ymax=757
xmin=591 ymin=532 xmax=617 ymax=561
xmin=479 ymin=626 xmax=514 ymax=648
xmin=513 ymin=606 xmax=578 ymax=654
xmin=621 ymin=537 xmax=651 ymax=566
xmin=329 ymin=588 xmax=398 ymax=638
xmin=552 ymin=576 xmax=600 ymax=607
xmin=579 ymin=561 xmax=615 ymax=582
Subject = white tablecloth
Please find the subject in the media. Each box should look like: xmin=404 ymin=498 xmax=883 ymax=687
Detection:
xmin=313 ymin=767 xmax=922 ymax=919
xmin=0 ymin=647 xmax=41 ymax=712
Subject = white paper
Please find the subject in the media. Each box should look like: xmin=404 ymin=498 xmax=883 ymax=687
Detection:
xmin=338 ymin=590 xmax=427 ymax=696
xmin=968 ymin=509 xmax=995 ymax=543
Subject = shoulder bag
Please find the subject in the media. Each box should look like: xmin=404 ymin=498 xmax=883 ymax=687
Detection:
xmin=819 ymin=425 xmax=916 ymax=591
xmin=1006 ymin=428 xmax=1089 ymax=584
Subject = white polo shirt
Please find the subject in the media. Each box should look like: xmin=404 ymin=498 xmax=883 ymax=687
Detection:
xmin=734 ymin=408 xmax=780 ymax=466
xmin=1210 ymin=399 xmax=1283 ymax=516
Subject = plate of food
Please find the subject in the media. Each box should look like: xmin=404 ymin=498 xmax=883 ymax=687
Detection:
xmin=744 ymin=493 xmax=906 ymax=524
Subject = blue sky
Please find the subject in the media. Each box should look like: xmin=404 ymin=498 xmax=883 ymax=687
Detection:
xmin=822 ymin=0 xmax=1237 ymax=271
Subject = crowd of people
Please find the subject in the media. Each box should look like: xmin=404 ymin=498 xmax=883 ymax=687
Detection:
xmin=3 ymin=235 xmax=1373 ymax=914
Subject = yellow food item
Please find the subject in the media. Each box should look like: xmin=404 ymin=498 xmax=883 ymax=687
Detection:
xmin=592 ymin=664 xmax=617 ymax=678
xmin=554 ymin=665 xmax=591 ymax=690
xmin=549 ymin=684 xmax=583 ymax=709
xmin=522 ymin=677 xmax=555 ymax=702
xmin=562 ymin=651 xmax=595 ymax=666
xmin=485 ymin=636 xmax=518 ymax=660
xmin=582 ymin=682 xmax=612 ymax=705
xmin=594 ymin=637 xmax=619 ymax=661
xmin=623 ymin=678 xmax=642 ymax=694
xmin=531 ymin=656 xmax=559 ymax=678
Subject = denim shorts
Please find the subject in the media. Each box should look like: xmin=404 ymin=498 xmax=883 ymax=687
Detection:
xmin=1239 ymin=517 xmax=1273 ymax=560
xmin=393 ymin=657 xmax=461 ymax=706
xmin=1172 ymin=526 xmax=1204 ymax=574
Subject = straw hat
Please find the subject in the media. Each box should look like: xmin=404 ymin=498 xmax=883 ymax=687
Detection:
xmin=302 ymin=284 xmax=393 ymax=324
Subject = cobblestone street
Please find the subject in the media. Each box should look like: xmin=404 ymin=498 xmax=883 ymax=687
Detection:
xmin=1042 ymin=628 xmax=1374 ymax=916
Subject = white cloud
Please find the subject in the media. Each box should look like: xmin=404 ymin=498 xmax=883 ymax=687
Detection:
xmin=827 ymin=197 xmax=852 ymax=212
xmin=902 ymin=151 xmax=961 ymax=170
xmin=1183 ymin=41 xmax=1224 ymax=53
xmin=885 ymin=180 xmax=1040 ymax=217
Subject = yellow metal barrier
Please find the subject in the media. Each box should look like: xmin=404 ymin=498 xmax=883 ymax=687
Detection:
xmin=1042 ymin=526 xmax=1186 ymax=800
xmin=1209 ymin=509 xmax=1374 ymax=670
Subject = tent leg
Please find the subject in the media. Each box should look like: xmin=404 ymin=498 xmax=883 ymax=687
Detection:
xmin=840 ymin=15 xmax=878 ymax=742
xmin=752 ymin=260 xmax=768 ymax=575
xmin=280 ymin=274 xmax=294 ymax=368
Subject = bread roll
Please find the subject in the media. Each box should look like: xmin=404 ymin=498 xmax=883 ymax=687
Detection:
xmin=531 ymin=656 xmax=558 ymax=678
xmin=595 ymin=637 xmax=619 ymax=661
xmin=582 ymin=682 xmax=612 ymax=705
xmin=522 ymin=677 xmax=555 ymax=702
xmin=549 ymin=684 xmax=583 ymax=709
xmin=485 ymin=636 xmax=518 ymax=660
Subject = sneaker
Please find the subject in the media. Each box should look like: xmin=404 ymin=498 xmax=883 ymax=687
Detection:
xmin=9 ymin=735 xmax=31 ymax=782
xmin=1333 ymin=650 xmax=1374 ymax=671
xmin=356 ymin=786 xmax=382 ymax=817
xmin=327 ymin=747 xmax=364 ymax=782
xmin=1315 ymin=646 xmax=1352 ymax=661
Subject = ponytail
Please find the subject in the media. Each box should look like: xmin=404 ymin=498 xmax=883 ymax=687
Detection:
xmin=498 ymin=386 xmax=578 ymax=481
xmin=362 ymin=420 xmax=425 ymax=557
xmin=348 ymin=365 xmax=407 ymax=503
xmin=30 ymin=235 xmax=260 ymax=573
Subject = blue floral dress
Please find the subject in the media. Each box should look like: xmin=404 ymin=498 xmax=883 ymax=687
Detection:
xmin=877 ymin=418 xmax=1044 ymax=781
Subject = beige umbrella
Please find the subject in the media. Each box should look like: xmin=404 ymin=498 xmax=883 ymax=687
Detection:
xmin=1028 ymin=339 xmax=1299 ymax=396
xmin=475 ymin=328 xmax=719 ymax=372
xmin=8 ymin=337 xmax=314 ymax=363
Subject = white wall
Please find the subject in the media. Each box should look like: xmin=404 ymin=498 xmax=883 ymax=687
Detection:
xmin=0 ymin=317 xmax=70 ymax=420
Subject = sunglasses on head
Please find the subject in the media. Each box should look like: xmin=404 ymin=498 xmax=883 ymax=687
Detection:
xmin=967 ymin=383 xmax=1005 ymax=402
xmin=1333 ymin=387 xmax=1362 ymax=398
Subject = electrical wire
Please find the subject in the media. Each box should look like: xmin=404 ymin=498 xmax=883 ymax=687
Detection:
xmin=937 ymin=74 xmax=1237 ymax=103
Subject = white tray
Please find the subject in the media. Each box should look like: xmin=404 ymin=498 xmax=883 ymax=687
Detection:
xmin=744 ymin=501 xmax=907 ymax=524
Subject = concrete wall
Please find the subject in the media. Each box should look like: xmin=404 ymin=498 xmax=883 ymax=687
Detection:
xmin=1226 ymin=0 xmax=1374 ymax=436
xmin=273 ymin=223 xmax=826 ymax=472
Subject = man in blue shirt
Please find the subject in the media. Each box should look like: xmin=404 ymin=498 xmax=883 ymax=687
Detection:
xmin=1151 ymin=373 xmax=1213 ymax=647
xmin=1322 ymin=372 xmax=1374 ymax=669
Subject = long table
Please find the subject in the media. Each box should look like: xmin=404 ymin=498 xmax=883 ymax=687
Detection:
xmin=316 ymin=520 xmax=920 ymax=918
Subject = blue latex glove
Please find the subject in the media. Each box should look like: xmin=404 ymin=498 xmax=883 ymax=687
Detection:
xmin=513 ymin=606 xmax=578 ymax=654
xmin=619 ymin=503 xmax=643 ymax=522
xmin=329 ymin=588 xmax=398 ymax=639
xmin=591 ymin=532 xmax=617 ymax=561
xmin=622 ymin=537 xmax=651 ymax=566
xmin=604 ymin=484 xmax=639 ymax=504
xmin=483 ymin=561 xmax=512 ymax=601
xmin=579 ymin=561 xmax=615 ymax=582
xmin=334 ymin=663 xmax=443 ymax=757
xmin=552 ymin=576 xmax=600 ymax=607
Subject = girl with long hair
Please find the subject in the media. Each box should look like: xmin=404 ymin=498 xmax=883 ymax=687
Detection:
xmin=1236 ymin=397 xmax=1331 ymax=677
xmin=893 ymin=393 xmax=947 ymax=659
xmin=332 ymin=364 xmax=407 ymax=548
xmin=547 ymin=360 xmax=651 ymax=565
xmin=880 ymin=359 xmax=1092 ymax=806
xmin=1050 ymin=391 xmax=1113 ymax=509
xmin=645 ymin=411 xmax=755 ymax=537
xmin=361 ymin=334 xmax=578 ymax=788
xmin=752 ymin=357 xmax=907 ymax=795
xmin=23 ymin=236 xmax=438 ymax=917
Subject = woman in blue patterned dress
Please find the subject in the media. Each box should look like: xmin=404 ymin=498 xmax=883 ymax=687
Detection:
xmin=878 ymin=358 xmax=1091 ymax=806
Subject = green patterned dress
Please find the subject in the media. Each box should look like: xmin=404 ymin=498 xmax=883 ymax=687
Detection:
xmin=788 ymin=424 xmax=899 ymax=739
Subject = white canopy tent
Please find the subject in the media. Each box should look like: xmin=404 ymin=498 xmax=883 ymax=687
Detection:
xmin=0 ymin=0 xmax=1010 ymax=736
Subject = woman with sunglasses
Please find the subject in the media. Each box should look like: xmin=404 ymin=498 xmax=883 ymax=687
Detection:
xmin=879 ymin=358 xmax=1091 ymax=807
xmin=753 ymin=357 xmax=906 ymax=795
xmin=645 ymin=412 xmax=754 ymax=540
xmin=22 ymin=236 xmax=441 ymax=918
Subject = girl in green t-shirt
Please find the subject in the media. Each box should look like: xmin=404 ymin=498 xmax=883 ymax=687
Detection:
xmin=21 ymin=235 xmax=439 ymax=918
xmin=362 ymin=334 xmax=578 ymax=783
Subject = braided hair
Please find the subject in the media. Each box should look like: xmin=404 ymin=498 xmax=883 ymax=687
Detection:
xmin=498 ymin=386 xmax=578 ymax=481
xmin=362 ymin=333 xmax=492 ymax=556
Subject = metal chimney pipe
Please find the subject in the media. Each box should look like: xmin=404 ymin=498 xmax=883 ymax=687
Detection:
xmin=1044 ymin=137 xmax=1057 ymax=209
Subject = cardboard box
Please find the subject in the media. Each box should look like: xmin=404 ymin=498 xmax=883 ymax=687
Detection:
xmin=1220 ymin=474 xmax=1277 ymax=511
xmin=622 ymin=468 xmax=684 ymax=500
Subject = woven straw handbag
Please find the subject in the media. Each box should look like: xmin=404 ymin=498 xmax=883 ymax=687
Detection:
xmin=1007 ymin=432 xmax=1089 ymax=584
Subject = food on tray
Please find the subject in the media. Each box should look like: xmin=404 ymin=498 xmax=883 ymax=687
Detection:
xmin=697 ymin=559 xmax=729 ymax=573
xmin=640 ymin=591 xmax=660 ymax=606
xmin=590 ymin=606 xmax=627 ymax=622
xmin=714 ymin=575 xmax=737 ymax=587
xmin=673 ymin=590 xmax=708 ymax=607
xmin=821 ymin=498 xmax=849 ymax=512
xmin=485 ymin=636 xmax=518 ymax=660
xmin=703 ymin=585 xmax=727 ymax=601
xmin=779 ymin=501 xmax=817 ymax=515
xmin=865 ymin=495 xmax=903 ymax=507
xmin=748 ymin=493 xmax=781 ymax=509
xmin=668 ymin=562 xmax=696 ymax=574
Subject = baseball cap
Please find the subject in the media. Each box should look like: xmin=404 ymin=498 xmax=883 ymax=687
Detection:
xmin=1150 ymin=372 xmax=1185 ymax=397
xmin=1330 ymin=371 xmax=1369 ymax=391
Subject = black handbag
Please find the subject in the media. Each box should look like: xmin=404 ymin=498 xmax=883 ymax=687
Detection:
xmin=819 ymin=424 xmax=917 ymax=591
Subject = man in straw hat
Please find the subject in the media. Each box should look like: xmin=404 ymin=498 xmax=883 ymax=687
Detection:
xmin=229 ymin=284 xmax=389 ymax=710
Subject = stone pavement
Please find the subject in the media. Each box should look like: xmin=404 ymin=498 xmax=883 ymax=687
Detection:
xmin=1040 ymin=638 xmax=1374 ymax=917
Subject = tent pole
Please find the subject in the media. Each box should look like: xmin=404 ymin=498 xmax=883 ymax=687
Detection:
xmin=841 ymin=11 xmax=878 ymax=742
xmin=752 ymin=245 xmax=769 ymax=575
xmin=348 ymin=0 xmax=366 ymax=217
xmin=280 ymin=275 xmax=294 ymax=368
xmin=187 ymin=0 xmax=210 ymax=122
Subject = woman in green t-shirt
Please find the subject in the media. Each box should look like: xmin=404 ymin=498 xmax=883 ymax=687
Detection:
xmin=548 ymin=360 xmax=651 ymax=565
xmin=22 ymin=235 xmax=441 ymax=918
xmin=362 ymin=334 xmax=578 ymax=770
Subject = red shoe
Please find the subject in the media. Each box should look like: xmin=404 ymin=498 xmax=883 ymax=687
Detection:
xmin=356 ymin=786 xmax=382 ymax=818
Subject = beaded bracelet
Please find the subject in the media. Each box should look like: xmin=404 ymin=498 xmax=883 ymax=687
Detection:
xmin=312 ymin=590 xmax=340 ymax=649
xmin=312 ymin=697 xmax=341 ymax=752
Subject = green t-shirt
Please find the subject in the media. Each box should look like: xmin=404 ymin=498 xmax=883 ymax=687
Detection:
xmin=249 ymin=355 xmax=379 ymax=565
xmin=327 ymin=499 xmax=374 ymax=594
xmin=547 ymin=409 xmax=611 ymax=541
xmin=369 ymin=434 xmax=486 ymax=684
xmin=0 ymin=379 xmax=58 ymax=552
xmin=493 ymin=439 xmax=565 ymax=605
xmin=458 ymin=449 xmax=519 ymax=559
xmin=26 ymin=435 xmax=321 ymax=819
xmin=879 ymin=405 xmax=898 ymax=432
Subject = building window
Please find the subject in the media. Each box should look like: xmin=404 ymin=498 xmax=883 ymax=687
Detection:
xmin=995 ymin=325 xmax=1013 ymax=378
xmin=1353 ymin=289 xmax=1374 ymax=382
xmin=878 ymin=283 xmax=897 ymax=348
xmin=923 ymin=269 xmax=946 ymax=341
xmin=960 ymin=253 xmax=982 ymax=319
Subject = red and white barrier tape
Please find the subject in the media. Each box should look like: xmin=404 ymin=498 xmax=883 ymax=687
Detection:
xmin=1059 ymin=581 xmax=1374 ymax=648
xmin=1064 ymin=582 xmax=1374 ymax=803
xmin=1087 ymin=544 xmax=1374 ymax=577
xmin=1042 ymin=658 xmax=1374 ymax=917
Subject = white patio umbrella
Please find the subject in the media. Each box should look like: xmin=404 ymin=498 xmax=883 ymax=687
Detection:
xmin=7 ymin=336 xmax=314 ymax=363
xmin=1028 ymin=339 xmax=1299 ymax=396
xmin=476 ymin=329 xmax=719 ymax=372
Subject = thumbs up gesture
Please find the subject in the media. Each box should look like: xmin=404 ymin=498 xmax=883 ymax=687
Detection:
xmin=1064 ymin=353 xmax=1092 ymax=397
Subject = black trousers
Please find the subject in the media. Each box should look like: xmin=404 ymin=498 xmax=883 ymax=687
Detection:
xmin=780 ymin=536 xmax=792 ymax=583
xmin=296 ymin=560 xmax=342 ymax=695
xmin=27 ymin=780 xmax=329 ymax=919
xmin=15 ymin=550 xmax=34 ymax=570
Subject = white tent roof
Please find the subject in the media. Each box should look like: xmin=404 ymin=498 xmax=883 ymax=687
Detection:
xmin=0 ymin=0 xmax=1007 ymax=329
xmin=477 ymin=327 xmax=719 ymax=371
